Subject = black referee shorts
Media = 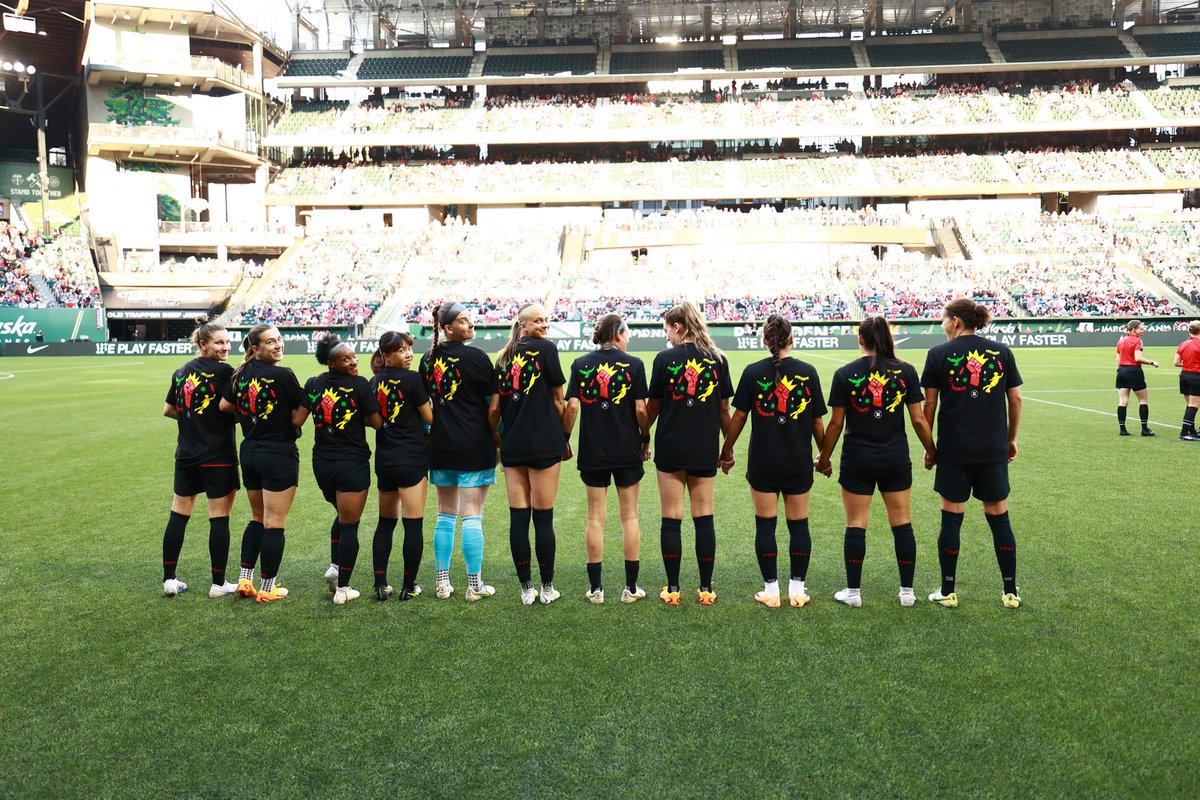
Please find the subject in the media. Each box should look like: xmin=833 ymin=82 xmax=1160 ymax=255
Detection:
xmin=1116 ymin=366 xmax=1147 ymax=391
xmin=240 ymin=440 xmax=299 ymax=492
xmin=1180 ymin=372 xmax=1200 ymax=397
xmin=174 ymin=462 xmax=240 ymax=499
xmin=313 ymin=458 xmax=371 ymax=504
xmin=839 ymin=463 xmax=912 ymax=496
xmin=934 ymin=461 xmax=1010 ymax=504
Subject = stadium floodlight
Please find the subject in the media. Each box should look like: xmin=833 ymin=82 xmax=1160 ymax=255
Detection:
xmin=25 ymin=64 xmax=34 ymax=75
xmin=12 ymin=61 xmax=23 ymax=72
xmin=1 ymin=61 xmax=11 ymax=71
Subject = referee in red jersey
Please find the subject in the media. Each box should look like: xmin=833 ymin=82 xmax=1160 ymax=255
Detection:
xmin=1115 ymin=319 xmax=1158 ymax=437
xmin=1174 ymin=320 xmax=1200 ymax=440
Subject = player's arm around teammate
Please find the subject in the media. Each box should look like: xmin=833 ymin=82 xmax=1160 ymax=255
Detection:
xmin=368 ymin=331 xmax=433 ymax=601
xmin=816 ymin=317 xmax=935 ymax=609
xmin=720 ymin=315 xmax=827 ymax=609
xmin=160 ymin=315 xmax=240 ymax=598
xmin=561 ymin=314 xmax=651 ymax=604
xmin=419 ymin=302 xmax=499 ymax=602
xmin=218 ymin=324 xmax=304 ymax=602
xmin=293 ymin=334 xmax=382 ymax=605
xmin=489 ymin=303 xmax=570 ymax=605
xmin=1115 ymin=319 xmax=1159 ymax=437
xmin=1173 ymin=320 xmax=1200 ymax=440
xmin=921 ymin=299 xmax=1024 ymax=609
xmin=645 ymin=302 xmax=734 ymax=606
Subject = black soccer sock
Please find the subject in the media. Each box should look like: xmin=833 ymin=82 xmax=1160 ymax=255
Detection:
xmin=509 ymin=507 xmax=533 ymax=585
xmin=372 ymin=516 xmax=398 ymax=588
xmin=400 ymin=517 xmax=423 ymax=591
xmin=694 ymin=514 xmax=716 ymax=592
xmin=1183 ymin=406 xmax=1198 ymax=437
xmin=891 ymin=522 xmax=916 ymax=588
xmin=986 ymin=511 xmax=1018 ymax=595
xmin=162 ymin=510 xmax=189 ymax=581
xmin=329 ymin=518 xmax=341 ymax=565
xmin=259 ymin=527 xmax=285 ymax=580
xmin=1117 ymin=405 xmax=1128 ymax=430
xmin=1139 ymin=403 xmax=1151 ymax=430
xmin=938 ymin=510 xmax=964 ymax=596
xmin=587 ymin=561 xmax=602 ymax=592
xmin=532 ymin=508 xmax=556 ymax=586
xmin=239 ymin=520 xmax=265 ymax=574
xmin=754 ymin=515 xmax=778 ymax=583
xmin=208 ymin=516 xmax=230 ymax=586
xmin=336 ymin=522 xmax=360 ymax=587
xmin=844 ymin=527 xmax=866 ymax=589
xmin=624 ymin=559 xmax=640 ymax=593
xmin=787 ymin=518 xmax=812 ymax=581
xmin=661 ymin=517 xmax=683 ymax=591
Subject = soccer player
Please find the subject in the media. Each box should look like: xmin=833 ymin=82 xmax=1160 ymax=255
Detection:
xmin=490 ymin=302 xmax=570 ymax=605
xmin=419 ymin=302 xmax=498 ymax=601
xmin=817 ymin=317 xmax=935 ymax=608
xmin=720 ymin=314 xmax=827 ymax=609
xmin=562 ymin=314 xmax=651 ymax=604
xmin=160 ymin=315 xmax=239 ymax=598
xmin=1174 ymin=320 xmax=1200 ymax=441
xmin=1116 ymin=319 xmax=1159 ymax=437
xmin=647 ymin=302 xmax=734 ymax=606
xmin=219 ymin=324 xmax=304 ymax=603
xmin=369 ymin=331 xmax=433 ymax=600
xmin=295 ymin=334 xmax=382 ymax=605
xmin=921 ymin=298 xmax=1024 ymax=609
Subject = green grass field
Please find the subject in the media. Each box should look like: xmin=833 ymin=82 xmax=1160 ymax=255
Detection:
xmin=1 ymin=346 xmax=1197 ymax=798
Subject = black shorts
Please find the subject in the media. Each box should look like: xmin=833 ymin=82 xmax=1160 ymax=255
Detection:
xmin=1116 ymin=366 xmax=1147 ymax=391
xmin=1180 ymin=372 xmax=1200 ymax=397
xmin=656 ymin=466 xmax=718 ymax=479
xmin=749 ymin=476 xmax=814 ymax=496
xmin=503 ymin=455 xmax=562 ymax=471
xmin=839 ymin=463 xmax=912 ymax=495
xmin=173 ymin=462 xmax=240 ymax=498
xmin=313 ymin=457 xmax=371 ymax=504
xmin=240 ymin=440 xmax=299 ymax=492
xmin=376 ymin=464 xmax=428 ymax=492
xmin=580 ymin=464 xmax=645 ymax=488
xmin=934 ymin=461 xmax=1010 ymax=504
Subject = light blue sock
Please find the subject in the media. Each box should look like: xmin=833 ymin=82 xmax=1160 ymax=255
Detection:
xmin=434 ymin=513 xmax=457 ymax=571
xmin=461 ymin=515 xmax=484 ymax=575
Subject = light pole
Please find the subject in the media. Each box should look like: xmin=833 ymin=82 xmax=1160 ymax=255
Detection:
xmin=0 ymin=58 xmax=49 ymax=236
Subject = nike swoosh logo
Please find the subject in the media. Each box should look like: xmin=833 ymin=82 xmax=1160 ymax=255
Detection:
xmin=26 ymin=345 xmax=49 ymax=354
xmin=893 ymin=337 xmax=910 ymax=345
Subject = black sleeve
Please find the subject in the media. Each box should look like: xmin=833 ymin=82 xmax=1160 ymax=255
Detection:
xmin=566 ymin=356 xmax=582 ymax=400
xmin=732 ymin=365 xmax=754 ymax=412
xmin=828 ymin=368 xmax=847 ymax=408
xmin=719 ymin=356 xmax=735 ymax=399
xmin=1005 ymin=348 xmax=1024 ymax=389
xmin=282 ymin=368 xmax=303 ymax=410
xmin=358 ymin=376 xmax=381 ymax=416
xmin=920 ymin=348 xmax=940 ymax=390
xmin=808 ymin=367 xmax=828 ymax=418
xmin=407 ymin=371 xmax=430 ymax=406
xmin=165 ymin=373 xmax=178 ymax=406
xmin=543 ymin=340 xmax=566 ymax=388
xmin=633 ymin=359 xmax=649 ymax=400
xmin=648 ymin=351 xmax=666 ymax=399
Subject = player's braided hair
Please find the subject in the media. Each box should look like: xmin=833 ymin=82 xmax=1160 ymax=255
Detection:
xmin=763 ymin=314 xmax=791 ymax=386
xmin=663 ymin=302 xmax=721 ymax=361
xmin=189 ymin=314 xmax=226 ymax=348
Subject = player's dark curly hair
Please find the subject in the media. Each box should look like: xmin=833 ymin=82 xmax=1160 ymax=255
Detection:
xmin=763 ymin=314 xmax=791 ymax=385
xmin=944 ymin=298 xmax=992 ymax=331
xmin=593 ymin=314 xmax=626 ymax=345
xmin=315 ymin=332 xmax=348 ymax=365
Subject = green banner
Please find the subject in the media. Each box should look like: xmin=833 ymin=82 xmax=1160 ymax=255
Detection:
xmin=0 ymin=162 xmax=74 ymax=202
xmin=0 ymin=308 xmax=105 ymax=344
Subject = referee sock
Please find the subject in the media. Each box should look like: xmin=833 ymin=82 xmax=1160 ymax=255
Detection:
xmin=400 ymin=517 xmax=423 ymax=591
xmin=891 ymin=522 xmax=916 ymax=589
xmin=509 ymin=507 xmax=533 ymax=585
xmin=938 ymin=510 xmax=964 ymax=596
xmin=844 ymin=527 xmax=866 ymax=589
xmin=1117 ymin=405 xmax=1128 ymax=431
xmin=1183 ymin=406 xmax=1197 ymax=437
xmin=1139 ymin=403 xmax=1151 ymax=432
xmin=532 ymin=508 xmax=556 ymax=586
xmin=259 ymin=527 xmax=285 ymax=581
xmin=624 ymin=559 xmax=639 ymax=593
xmin=239 ymin=520 xmax=265 ymax=580
xmin=328 ymin=518 xmax=341 ymax=568
xmin=754 ymin=515 xmax=778 ymax=583
xmin=986 ymin=511 xmax=1018 ymax=595
xmin=208 ymin=516 xmax=231 ymax=587
xmin=587 ymin=561 xmax=602 ymax=592
xmin=162 ymin=510 xmax=188 ymax=582
xmin=694 ymin=514 xmax=716 ymax=592
xmin=372 ymin=516 xmax=398 ymax=589
xmin=787 ymin=518 xmax=812 ymax=582
xmin=661 ymin=517 xmax=683 ymax=592
xmin=336 ymin=522 xmax=359 ymax=587
xmin=433 ymin=512 xmax=456 ymax=573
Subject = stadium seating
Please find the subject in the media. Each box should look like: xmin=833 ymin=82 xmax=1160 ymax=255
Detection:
xmin=482 ymin=51 xmax=597 ymax=76
xmin=282 ymin=57 xmax=350 ymax=77
xmin=610 ymin=48 xmax=723 ymax=74
xmin=1143 ymin=85 xmax=1200 ymax=118
xmin=737 ymin=44 xmax=857 ymax=71
xmin=865 ymin=38 xmax=991 ymax=67
xmin=998 ymin=35 xmax=1130 ymax=62
xmin=355 ymin=55 xmax=472 ymax=80
xmin=1132 ymin=28 xmax=1200 ymax=58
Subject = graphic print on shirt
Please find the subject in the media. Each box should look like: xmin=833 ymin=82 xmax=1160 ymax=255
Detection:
xmin=235 ymin=377 xmax=281 ymax=422
xmin=175 ymin=371 xmax=219 ymax=417
xmin=945 ymin=348 xmax=1004 ymax=398
xmin=309 ymin=386 xmax=358 ymax=431
xmin=753 ymin=373 xmax=813 ymax=424
xmin=424 ymin=355 xmax=462 ymax=405
xmin=666 ymin=357 xmax=721 ymax=407
xmin=847 ymin=368 xmax=908 ymax=419
xmin=577 ymin=361 xmax=634 ymax=410
xmin=498 ymin=351 xmax=543 ymax=403
xmin=376 ymin=379 xmax=407 ymax=425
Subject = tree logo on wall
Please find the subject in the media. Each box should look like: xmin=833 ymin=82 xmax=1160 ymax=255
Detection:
xmin=105 ymin=84 xmax=179 ymax=127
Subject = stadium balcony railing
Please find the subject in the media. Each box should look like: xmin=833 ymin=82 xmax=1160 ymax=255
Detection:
xmin=88 ymin=122 xmax=257 ymax=155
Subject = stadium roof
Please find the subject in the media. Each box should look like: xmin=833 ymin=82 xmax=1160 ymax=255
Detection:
xmin=0 ymin=1 xmax=86 ymax=153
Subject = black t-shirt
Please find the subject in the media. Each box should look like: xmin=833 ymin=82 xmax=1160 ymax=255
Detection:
xmin=732 ymin=356 xmax=827 ymax=486
xmin=302 ymin=371 xmax=380 ymax=463
xmin=495 ymin=336 xmax=568 ymax=464
xmin=165 ymin=356 xmax=237 ymax=467
xmin=921 ymin=334 xmax=1023 ymax=464
xmin=419 ymin=340 xmax=497 ymax=472
xmin=649 ymin=343 xmax=734 ymax=471
xmin=221 ymin=360 xmax=303 ymax=442
xmin=567 ymin=346 xmax=649 ymax=470
xmin=370 ymin=366 xmax=430 ymax=469
xmin=828 ymin=356 xmax=921 ymax=470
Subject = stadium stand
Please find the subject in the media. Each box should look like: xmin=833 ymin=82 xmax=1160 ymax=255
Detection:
xmin=1131 ymin=27 xmax=1200 ymax=58
xmin=864 ymin=38 xmax=992 ymax=67
xmin=282 ymin=56 xmax=350 ymax=77
xmin=737 ymin=43 xmax=857 ymax=70
xmin=997 ymin=35 xmax=1130 ymax=62
xmin=610 ymin=47 xmax=723 ymax=74
xmin=482 ymin=51 xmax=597 ymax=76
xmin=356 ymin=54 xmax=472 ymax=80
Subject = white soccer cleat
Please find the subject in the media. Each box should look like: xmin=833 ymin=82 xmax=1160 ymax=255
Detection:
xmin=834 ymin=588 xmax=862 ymax=607
xmin=208 ymin=581 xmax=238 ymax=598
xmin=434 ymin=581 xmax=454 ymax=600
xmin=323 ymin=564 xmax=338 ymax=594
xmin=898 ymin=588 xmax=916 ymax=607
xmin=585 ymin=588 xmax=605 ymax=605
xmin=163 ymin=578 xmax=188 ymax=597
xmin=465 ymin=584 xmax=496 ymax=602
xmin=520 ymin=585 xmax=538 ymax=605
xmin=332 ymin=586 xmax=361 ymax=605
xmin=539 ymin=585 xmax=561 ymax=605
xmin=620 ymin=586 xmax=646 ymax=604
xmin=929 ymin=590 xmax=958 ymax=608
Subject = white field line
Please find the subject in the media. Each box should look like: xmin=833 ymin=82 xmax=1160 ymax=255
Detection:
xmin=1022 ymin=395 xmax=1177 ymax=428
